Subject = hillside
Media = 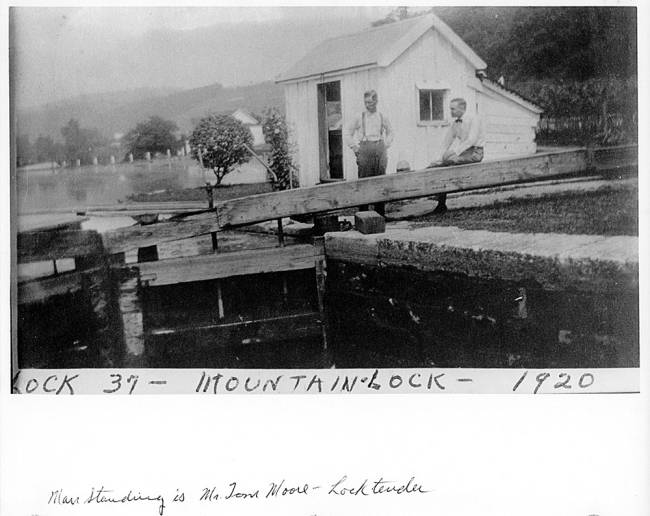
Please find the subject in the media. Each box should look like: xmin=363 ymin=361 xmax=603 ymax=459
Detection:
xmin=16 ymin=81 xmax=284 ymax=141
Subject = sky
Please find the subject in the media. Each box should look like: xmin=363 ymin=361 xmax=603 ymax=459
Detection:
xmin=10 ymin=6 xmax=394 ymax=108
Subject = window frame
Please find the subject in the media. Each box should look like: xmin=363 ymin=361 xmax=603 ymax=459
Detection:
xmin=416 ymin=86 xmax=450 ymax=127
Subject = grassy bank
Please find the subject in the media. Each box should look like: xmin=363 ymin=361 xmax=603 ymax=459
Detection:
xmin=413 ymin=185 xmax=637 ymax=236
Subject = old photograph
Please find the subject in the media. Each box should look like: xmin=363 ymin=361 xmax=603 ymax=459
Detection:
xmin=11 ymin=6 xmax=638 ymax=376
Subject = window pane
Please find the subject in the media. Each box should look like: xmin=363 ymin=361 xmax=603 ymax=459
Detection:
xmin=419 ymin=90 xmax=431 ymax=121
xmin=431 ymin=90 xmax=444 ymax=120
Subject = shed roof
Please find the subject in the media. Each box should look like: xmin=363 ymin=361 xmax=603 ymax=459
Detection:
xmin=482 ymin=79 xmax=543 ymax=114
xmin=276 ymin=13 xmax=487 ymax=84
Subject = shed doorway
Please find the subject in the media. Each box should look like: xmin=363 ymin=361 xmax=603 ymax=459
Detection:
xmin=317 ymin=81 xmax=344 ymax=181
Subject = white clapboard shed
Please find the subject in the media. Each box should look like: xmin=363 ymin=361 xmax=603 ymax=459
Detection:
xmin=276 ymin=13 xmax=542 ymax=186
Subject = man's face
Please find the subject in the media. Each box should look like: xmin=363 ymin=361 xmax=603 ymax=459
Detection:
xmin=364 ymin=95 xmax=378 ymax=112
xmin=450 ymin=101 xmax=466 ymax=119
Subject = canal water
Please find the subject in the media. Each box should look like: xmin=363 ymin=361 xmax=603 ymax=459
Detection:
xmin=16 ymin=156 xmax=267 ymax=214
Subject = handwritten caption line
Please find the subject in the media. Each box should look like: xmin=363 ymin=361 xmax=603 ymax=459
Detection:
xmin=13 ymin=368 xmax=639 ymax=395
xmin=48 ymin=476 xmax=430 ymax=515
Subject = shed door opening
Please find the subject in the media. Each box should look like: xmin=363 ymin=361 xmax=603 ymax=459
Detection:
xmin=317 ymin=81 xmax=343 ymax=181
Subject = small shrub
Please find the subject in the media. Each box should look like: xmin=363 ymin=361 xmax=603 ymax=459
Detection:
xmin=189 ymin=114 xmax=253 ymax=185
xmin=262 ymin=107 xmax=299 ymax=190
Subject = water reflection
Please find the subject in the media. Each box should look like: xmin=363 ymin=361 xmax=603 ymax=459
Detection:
xmin=16 ymin=158 xmax=206 ymax=213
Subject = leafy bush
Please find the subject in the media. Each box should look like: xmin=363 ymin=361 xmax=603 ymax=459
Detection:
xmin=190 ymin=114 xmax=253 ymax=185
xmin=262 ymin=108 xmax=299 ymax=190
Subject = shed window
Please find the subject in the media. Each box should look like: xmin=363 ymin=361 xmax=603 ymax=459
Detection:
xmin=419 ymin=89 xmax=446 ymax=122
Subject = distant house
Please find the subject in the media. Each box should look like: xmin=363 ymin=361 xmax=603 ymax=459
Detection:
xmin=230 ymin=108 xmax=268 ymax=152
xmin=276 ymin=13 xmax=542 ymax=186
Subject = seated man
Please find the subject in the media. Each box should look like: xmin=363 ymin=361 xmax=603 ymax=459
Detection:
xmin=429 ymin=97 xmax=485 ymax=214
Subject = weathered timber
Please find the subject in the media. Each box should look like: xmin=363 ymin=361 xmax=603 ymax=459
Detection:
xmin=102 ymin=146 xmax=636 ymax=254
xmin=147 ymin=312 xmax=323 ymax=343
xmin=80 ymin=258 xmax=120 ymax=367
xmin=18 ymin=229 xmax=104 ymax=263
xmin=137 ymin=244 xmax=323 ymax=287
xmin=314 ymin=237 xmax=328 ymax=350
xmin=116 ymin=266 xmax=145 ymax=367
xmin=18 ymin=271 xmax=83 ymax=305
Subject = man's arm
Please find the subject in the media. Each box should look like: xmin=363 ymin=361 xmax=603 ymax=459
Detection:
xmin=344 ymin=117 xmax=361 ymax=153
xmin=382 ymin=115 xmax=394 ymax=148
xmin=455 ymin=116 xmax=481 ymax=156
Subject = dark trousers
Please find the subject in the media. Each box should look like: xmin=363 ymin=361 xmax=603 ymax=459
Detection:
xmin=357 ymin=140 xmax=387 ymax=216
xmin=434 ymin=146 xmax=484 ymax=205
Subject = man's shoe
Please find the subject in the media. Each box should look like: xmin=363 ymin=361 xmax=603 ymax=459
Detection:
xmin=432 ymin=203 xmax=448 ymax=215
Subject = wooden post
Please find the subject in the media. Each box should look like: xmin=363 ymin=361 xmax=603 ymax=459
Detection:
xmin=205 ymin=183 xmax=218 ymax=252
xmin=145 ymin=152 xmax=151 ymax=161
xmin=80 ymin=256 xmax=120 ymax=366
xmin=313 ymin=237 xmax=328 ymax=351
xmin=76 ymin=158 xmax=81 ymax=167
xmin=129 ymin=153 xmax=134 ymax=163
xmin=110 ymin=155 xmax=116 ymax=165
xmin=117 ymin=264 xmax=146 ymax=367
xmin=92 ymin=156 xmax=98 ymax=166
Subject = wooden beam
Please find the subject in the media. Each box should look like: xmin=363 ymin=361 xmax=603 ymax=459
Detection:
xmin=18 ymin=230 xmax=104 ymax=263
xmin=137 ymin=244 xmax=323 ymax=287
xmin=102 ymin=146 xmax=636 ymax=254
xmin=18 ymin=271 xmax=83 ymax=304
xmin=147 ymin=312 xmax=323 ymax=346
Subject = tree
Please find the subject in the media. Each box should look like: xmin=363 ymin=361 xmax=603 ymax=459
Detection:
xmin=262 ymin=107 xmax=299 ymax=190
xmin=189 ymin=114 xmax=253 ymax=185
xmin=123 ymin=116 xmax=179 ymax=159
xmin=61 ymin=118 xmax=106 ymax=165
xmin=33 ymin=135 xmax=57 ymax=163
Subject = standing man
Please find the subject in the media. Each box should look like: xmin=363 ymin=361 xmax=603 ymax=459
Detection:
xmin=345 ymin=89 xmax=393 ymax=216
xmin=429 ymin=97 xmax=485 ymax=214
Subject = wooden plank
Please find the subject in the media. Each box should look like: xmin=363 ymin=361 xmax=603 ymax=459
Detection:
xmin=102 ymin=146 xmax=636 ymax=254
xmin=17 ymin=271 xmax=83 ymax=304
xmin=18 ymin=230 xmax=104 ymax=263
xmin=137 ymin=244 xmax=323 ymax=287
xmin=147 ymin=312 xmax=323 ymax=345
xmin=103 ymin=149 xmax=584 ymax=253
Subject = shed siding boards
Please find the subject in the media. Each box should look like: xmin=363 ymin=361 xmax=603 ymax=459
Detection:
xmin=479 ymin=88 xmax=539 ymax=159
xmin=282 ymin=18 xmax=541 ymax=186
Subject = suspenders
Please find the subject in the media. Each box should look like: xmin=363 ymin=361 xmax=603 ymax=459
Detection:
xmin=361 ymin=111 xmax=384 ymax=142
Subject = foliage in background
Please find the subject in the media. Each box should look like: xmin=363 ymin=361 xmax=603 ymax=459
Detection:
xmin=189 ymin=114 xmax=253 ymax=185
xmin=512 ymin=78 xmax=637 ymax=145
xmin=60 ymin=119 xmax=108 ymax=165
xmin=433 ymin=6 xmax=636 ymax=82
xmin=15 ymin=134 xmax=64 ymax=167
xmin=262 ymin=107 xmax=299 ymax=190
xmin=123 ymin=116 xmax=180 ymax=160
